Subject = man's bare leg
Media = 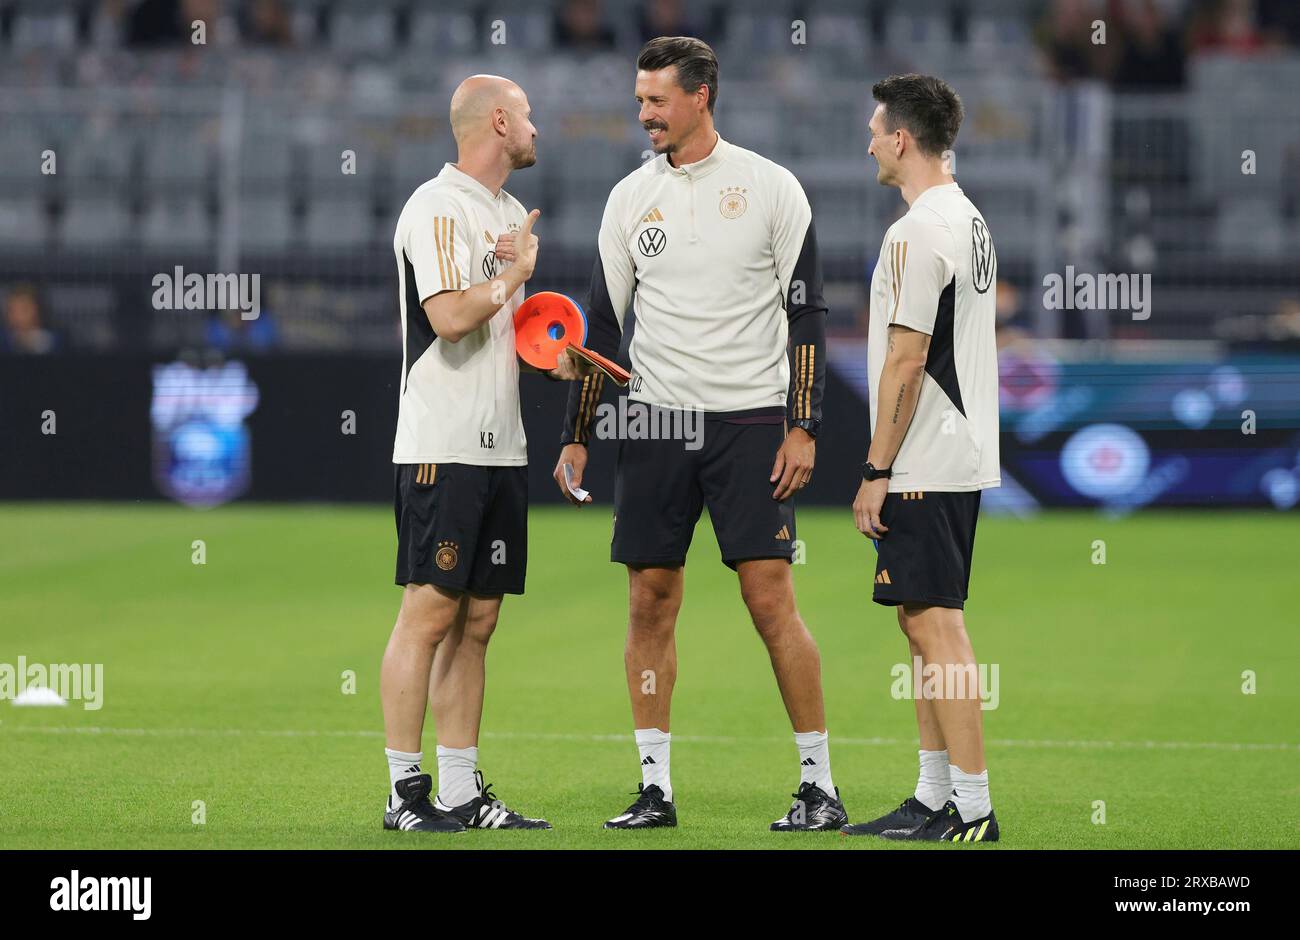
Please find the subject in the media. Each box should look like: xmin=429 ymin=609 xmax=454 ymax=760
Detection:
xmin=428 ymin=594 xmax=501 ymax=747
xmin=902 ymin=608 xmax=952 ymax=811
xmin=610 ymin=563 xmax=683 ymax=815
xmin=625 ymin=564 xmax=683 ymax=731
xmin=426 ymin=593 xmax=501 ymax=807
xmin=736 ymin=559 xmax=825 ymax=731
xmin=379 ymin=583 xmax=465 ymax=831
xmin=381 ymin=583 xmax=462 ymax=752
xmin=736 ymin=558 xmax=846 ymax=829
xmin=900 ymin=603 xmax=992 ymax=825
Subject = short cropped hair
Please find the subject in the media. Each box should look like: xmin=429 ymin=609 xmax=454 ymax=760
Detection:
xmin=637 ymin=36 xmax=719 ymax=114
xmin=871 ymin=73 xmax=964 ymax=158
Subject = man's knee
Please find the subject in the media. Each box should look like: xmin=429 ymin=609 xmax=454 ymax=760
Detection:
xmin=899 ymin=604 xmax=962 ymax=650
xmin=628 ymin=566 xmax=681 ymax=637
xmin=396 ymin=585 xmax=460 ymax=647
xmin=462 ymin=601 xmax=500 ymax=645
xmin=738 ymin=563 xmax=798 ymax=640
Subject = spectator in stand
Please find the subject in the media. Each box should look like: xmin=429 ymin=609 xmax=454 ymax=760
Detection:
xmin=240 ymin=0 xmax=292 ymax=47
xmin=638 ymin=0 xmax=722 ymax=47
xmin=128 ymin=0 xmax=221 ymax=47
xmin=554 ymin=0 xmax=618 ymax=52
xmin=206 ymin=308 xmax=279 ymax=353
xmin=1258 ymin=0 xmax=1300 ymax=45
xmin=1187 ymin=0 xmax=1270 ymax=54
xmin=1038 ymin=0 xmax=1120 ymax=83
xmin=2 ymin=285 xmax=59 ymax=355
xmin=1112 ymin=0 xmax=1187 ymax=88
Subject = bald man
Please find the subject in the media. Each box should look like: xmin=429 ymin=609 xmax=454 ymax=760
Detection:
xmin=381 ymin=75 xmax=590 ymax=834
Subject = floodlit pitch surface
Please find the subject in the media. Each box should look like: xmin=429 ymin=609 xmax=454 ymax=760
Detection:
xmin=1 ymin=504 xmax=1295 ymax=850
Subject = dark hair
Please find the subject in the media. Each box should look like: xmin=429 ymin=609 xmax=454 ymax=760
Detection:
xmin=871 ymin=74 xmax=964 ymax=158
xmin=636 ymin=36 xmax=719 ymax=114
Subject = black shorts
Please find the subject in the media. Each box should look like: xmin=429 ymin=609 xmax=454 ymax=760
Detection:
xmin=393 ymin=462 xmax=527 ymax=595
xmin=872 ymin=490 xmax=981 ymax=610
xmin=611 ymin=414 xmax=795 ymax=570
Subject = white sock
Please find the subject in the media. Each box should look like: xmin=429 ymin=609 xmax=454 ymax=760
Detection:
xmin=436 ymin=745 xmax=479 ymax=808
xmin=950 ymin=764 xmax=991 ymax=822
xmin=915 ymin=748 xmax=951 ymax=811
xmin=634 ymin=728 xmax=672 ymax=802
xmin=385 ymin=747 xmax=423 ymax=810
xmin=794 ymin=730 xmax=835 ymax=795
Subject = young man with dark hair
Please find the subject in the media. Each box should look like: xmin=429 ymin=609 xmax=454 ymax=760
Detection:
xmin=842 ymin=73 xmax=1003 ymax=843
xmin=553 ymin=36 xmax=847 ymax=832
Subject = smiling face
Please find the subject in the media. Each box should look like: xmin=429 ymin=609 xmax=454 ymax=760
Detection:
xmin=867 ymin=103 xmax=902 ymax=186
xmin=635 ymin=65 xmax=705 ymax=157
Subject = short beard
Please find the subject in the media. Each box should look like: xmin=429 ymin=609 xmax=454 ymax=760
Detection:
xmin=507 ymin=140 xmax=536 ymax=169
xmin=645 ymin=125 xmax=672 ymax=154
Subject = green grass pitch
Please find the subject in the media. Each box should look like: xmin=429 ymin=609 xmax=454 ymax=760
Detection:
xmin=0 ymin=503 xmax=1296 ymax=850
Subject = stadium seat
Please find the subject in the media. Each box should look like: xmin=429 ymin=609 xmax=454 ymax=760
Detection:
xmin=64 ymin=124 xmax=135 ymax=189
xmin=392 ymin=135 xmax=452 ymax=194
xmin=58 ymin=197 xmax=133 ymax=248
xmin=0 ymin=197 xmax=51 ymax=247
xmin=0 ymin=118 xmax=53 ymax=186
xmin=1215 ymin=198 xmax=1285 ymax=259
xmin=724 ymin=11 xmax=796 ymax=55
xmin=303 ymin=197 xmax=374 ymax=248
xmin=41 ymin=284 xmax=117 ymax=351
xmin=240 ymin=131 xmax=294 ymax=188
xmin=328 ymin=5 xmax=396 ymax=55
xmin=142 ymin=197 xmax=212 ymax=251
xmin=235 ymin=196 xmax=296 ymax=252
xmin=408 ymin=7 xmax=479 ymax=54
xmin=139 ymin=119 xmax=218 ymax=187
xmin=10 ymin=4 xmax=78 ymax=50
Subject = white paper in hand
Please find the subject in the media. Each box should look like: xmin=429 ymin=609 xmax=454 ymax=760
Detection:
xmin=562 ymin=462 xmax=590 ymax=503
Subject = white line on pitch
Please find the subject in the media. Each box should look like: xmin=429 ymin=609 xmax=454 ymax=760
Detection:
xmin=2 ymin=725 xmax=1297 ymax=751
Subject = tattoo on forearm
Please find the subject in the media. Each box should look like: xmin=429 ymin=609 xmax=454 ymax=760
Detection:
xmin=891 ymin=382 xmax=906 ymax=424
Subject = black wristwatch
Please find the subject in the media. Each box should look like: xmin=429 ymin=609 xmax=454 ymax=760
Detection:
xmin=791 ymin=418 xmax=820 ymax=439
xmin=862 ymin=461 xmax=892 ymax=481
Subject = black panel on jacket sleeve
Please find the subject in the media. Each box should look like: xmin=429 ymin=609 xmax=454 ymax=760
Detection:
xmin=786 ymin=218 xmax=828 ymax=427
xmin=561 ymin=254 xmax=625 ymax=445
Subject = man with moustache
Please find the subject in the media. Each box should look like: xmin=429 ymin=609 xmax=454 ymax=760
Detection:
xmin=552 ymin=38 xmax=846 ymax=832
